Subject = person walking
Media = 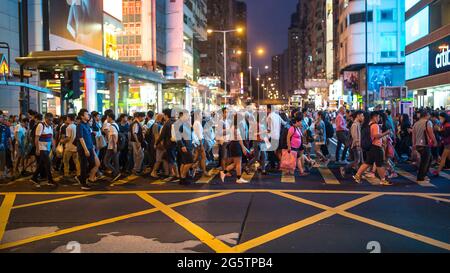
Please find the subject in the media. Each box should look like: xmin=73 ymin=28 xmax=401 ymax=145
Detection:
xmin=335 ymin=106 xmax=350 ymax=164
xmin=432 ymin=112 xmax=450 ymax=176
xmin=31 ymin=113 xmax=56 ymax=188
xmin=287 ymin=113 xmax=307 ymax=176
xmin=412 ymin=110 xmax=437 ymax=183
xmin=76 ymin=109 xmax=100 ymax=190
xmin=103 ymin=112 xmax=121 ymax=182
xmin=340 ymin=110 xmax=364 ymax=177
xmin=61 ymin=114 xmax=81 ymax=183
xmin=353 ymin=111 xmax=393 ymax=186
xmin=130 ymin=112 xmax=145 ymax=176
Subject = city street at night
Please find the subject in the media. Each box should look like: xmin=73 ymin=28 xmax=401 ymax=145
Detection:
xmin=1 ymin=0 xmax=450 ymax=264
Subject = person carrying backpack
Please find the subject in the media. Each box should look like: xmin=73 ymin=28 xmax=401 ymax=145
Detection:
xmin=340 ymin=110 xmax=364 ymax=177
xmin=353 ymin=111 xmax=393 ymax=186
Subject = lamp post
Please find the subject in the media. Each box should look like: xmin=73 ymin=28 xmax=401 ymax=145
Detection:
xmin=207 ymin=27 xmax=243 ymax=106
xmin=364 ymin=0 xmax=369 ymax=110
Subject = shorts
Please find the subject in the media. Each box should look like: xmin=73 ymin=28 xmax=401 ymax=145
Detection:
xmin=291 ymin=147 xmax=303 ymax=158
xmin=365 ymin=145 xmax=384 ymax=167
xmin=179 ymin=148 xmax=194 ymax=164
xmin=228 ymin=141 xmax=243 ymax=158
xmin=165 ymin=147 xmax=177 ymax=164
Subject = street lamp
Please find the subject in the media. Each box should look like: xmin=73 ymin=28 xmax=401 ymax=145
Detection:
xmin=207 ymin=27 xmax=244 ymax=105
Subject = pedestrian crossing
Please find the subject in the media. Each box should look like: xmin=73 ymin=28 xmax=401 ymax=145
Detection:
xmin=2 ymin=165 xmax=448 ymax=190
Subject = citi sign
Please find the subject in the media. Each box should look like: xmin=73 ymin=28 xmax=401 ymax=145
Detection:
xmin=435 ymin=45 xmax=449 ymax=69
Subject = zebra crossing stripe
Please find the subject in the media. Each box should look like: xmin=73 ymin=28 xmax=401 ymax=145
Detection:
xmin=438 ymin=171 xmax=450 ymax=181
xmin=396 ymin=169 xmax=436 ymax=187
xmin=281 ymin=173 xmax=295 ymax=183
xmin=196 ymin=169 xmax=220 ymax=184
xmin=318 ymin=167 xmax=340 ymax=185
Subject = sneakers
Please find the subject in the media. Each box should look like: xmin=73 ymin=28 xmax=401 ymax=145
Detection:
xmin=339 ymin=167 xmax=346 ymax=178
xmin=73 ymin=176 xmax=81 ymax=186
xmin=30 ymin=177 xmax=41 ymax=188
xmin=380 ymin=179 xmax=393 ymax=186
xmin=112 ymin=173 xmax=121 ymax=182
xmin=236 ymin=178 xmax=249 ymax=184
xmin=353 ymin=174 xmax=362 ymax=184
xmin=219 ymin=171 xmax=226 ymax=183
xmin=81 ymin=185 xmax=92 ymax=191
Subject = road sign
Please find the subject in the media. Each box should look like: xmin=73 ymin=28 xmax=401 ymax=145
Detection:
xmin=0 ymin=54 xmax=9 ymax=75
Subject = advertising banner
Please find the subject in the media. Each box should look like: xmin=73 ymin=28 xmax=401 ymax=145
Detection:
xmin=49 ymin=0 xmax=103 ymax=52
xmin=343 ymin=71 xmax=359 ymax=92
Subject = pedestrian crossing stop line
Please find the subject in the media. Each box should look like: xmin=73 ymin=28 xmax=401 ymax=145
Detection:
xmin=317 ymin=167 xmax=340 ymax=185
xmin=396 ymin=169 xmax=436 ymax=187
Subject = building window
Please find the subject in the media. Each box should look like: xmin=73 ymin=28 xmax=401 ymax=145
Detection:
xmin=380 ymin=34 xmax=397 ymax=58
xmin=380 ymin=10 xmax=394 ymax=21
xmin=349 ymin=11 xmax=373 ymax=25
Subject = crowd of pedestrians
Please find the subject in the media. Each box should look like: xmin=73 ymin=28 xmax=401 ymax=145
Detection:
xmin=0 ymin=104 xmax=448 ymax=190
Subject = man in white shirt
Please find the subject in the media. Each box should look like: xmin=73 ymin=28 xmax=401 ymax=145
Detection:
xmin=31 ymin=113 xmax=56 ymax=188
xmin=62 ymin=114 xmax=81 ymax=181
xmin=103 ymin=112 xmax=121 ymax=181
xmin=266 ymin=105 xmax=283 ymax=169
xmin=193 ymin=110 xmax=209 ymax=176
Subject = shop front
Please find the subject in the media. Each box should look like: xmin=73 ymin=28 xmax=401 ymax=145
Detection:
xmin=16 ymin=50 xmax=165 ymax=116
xmin=406 ymin=34 xmax=450 ymax=110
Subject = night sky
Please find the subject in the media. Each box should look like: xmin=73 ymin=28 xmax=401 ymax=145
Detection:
xmin=243 ymin=0 xmax=298 ymax=69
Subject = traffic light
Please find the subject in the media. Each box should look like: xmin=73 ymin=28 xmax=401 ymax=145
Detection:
xmin=61 ymin=71 xmax=82 ymax=100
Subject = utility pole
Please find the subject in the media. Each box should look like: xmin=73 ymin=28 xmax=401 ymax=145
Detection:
xmin=18 ymin=0 xmax=29 ymax=115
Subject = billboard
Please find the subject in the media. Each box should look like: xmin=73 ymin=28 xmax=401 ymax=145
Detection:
xmin=429 ymin=35 xmax=450 ymax=76
xmin=368 ymin=65 xmax=405 ymax=93
xmin=343 ymin=71 xmax=359 ymax=92
xmin=103 ymin=0 xmax=123 ymax=21
xmin=49 ymin=0 xmax=103 ymax=53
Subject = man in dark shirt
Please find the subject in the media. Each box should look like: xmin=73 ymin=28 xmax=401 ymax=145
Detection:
xmin=156 ymin=109 xmax=179 ymax=182
xmin=76 ymin=109 xmax=99 ymax=190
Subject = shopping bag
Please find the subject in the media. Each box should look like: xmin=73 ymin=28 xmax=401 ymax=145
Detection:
xmin=280 ymin=149 xmax=297 ymax=171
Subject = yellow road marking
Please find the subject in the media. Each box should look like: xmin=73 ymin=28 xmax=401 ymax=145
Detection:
xmin=1 ymin=189 xmax=449 ymax=196
xmin=232 ymin=192 xmax=381 ymax=252
xmin=111 ymin=175 xmax=139 ymax=186
xmin=137 ymin=193 xmax=234 ymax=253
xmin=397 ymin=169 xmax=436 ymax=187
xmin=12 ymin=194 xmax=96 ymax=210
xmin=281 ymin=172 xmax=295 ymax=183
xmin=196 ymin=169 xmax=219 ymax=184
xmin=0 ymin=194 xmax=15 ymax=243
xmin=338 ymin=210 xmax=450 ymax=251
xmin=414 ymin=194 xmax=450 ymax=203
xmin=0 ymin=191 xmax=231 ymax=250
xmin=273 ymin=191 xmax=450 ymax=252
xmin=318 ymin=167 xmax=340 ymax=185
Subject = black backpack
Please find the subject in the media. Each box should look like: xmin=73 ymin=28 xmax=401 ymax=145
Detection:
xmin=112 ymin=124 xmax=127 ymax=150
xmin=361 ymin=124 xmax=373 ymax=151
xmin=279 ymin=123 xmax=290 ymax=150
xmin=325 ymin=120 xmax=335 ymax=139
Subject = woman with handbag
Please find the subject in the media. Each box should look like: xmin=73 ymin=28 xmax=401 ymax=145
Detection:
xmin=287 ymin=113 xmax=307 ymax=176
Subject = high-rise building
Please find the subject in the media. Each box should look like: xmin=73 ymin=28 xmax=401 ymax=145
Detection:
xmin=338 ymin=0 xmax=405 ymax=109
xmin=405 ymin=0 xmax=450 ymax=109
xmin=288 ymin=9 xmax=301 ymax=95
xmin=198 ymin=0 xmax=247 ymax=99
xmin=117 ymin=0 xmax=158 ymax=70
xmin=165 ymin=0 xmax=207 ymax=81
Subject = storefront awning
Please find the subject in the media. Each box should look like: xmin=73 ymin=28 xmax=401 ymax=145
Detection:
xmin=16 ymin=50 xmax=166 ymax=84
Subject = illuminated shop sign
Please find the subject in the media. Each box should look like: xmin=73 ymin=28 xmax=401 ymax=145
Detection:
xmin=429 ymin=35 xmax=450 ymax=76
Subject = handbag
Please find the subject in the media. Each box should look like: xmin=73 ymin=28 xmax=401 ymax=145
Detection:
xmin=95 ymin=131 xmax=107 ymax=149
xmin=280 ymin=149 xmax=297 ymax=171
xmin=56 ymin=143 xmax=64 ymax=158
